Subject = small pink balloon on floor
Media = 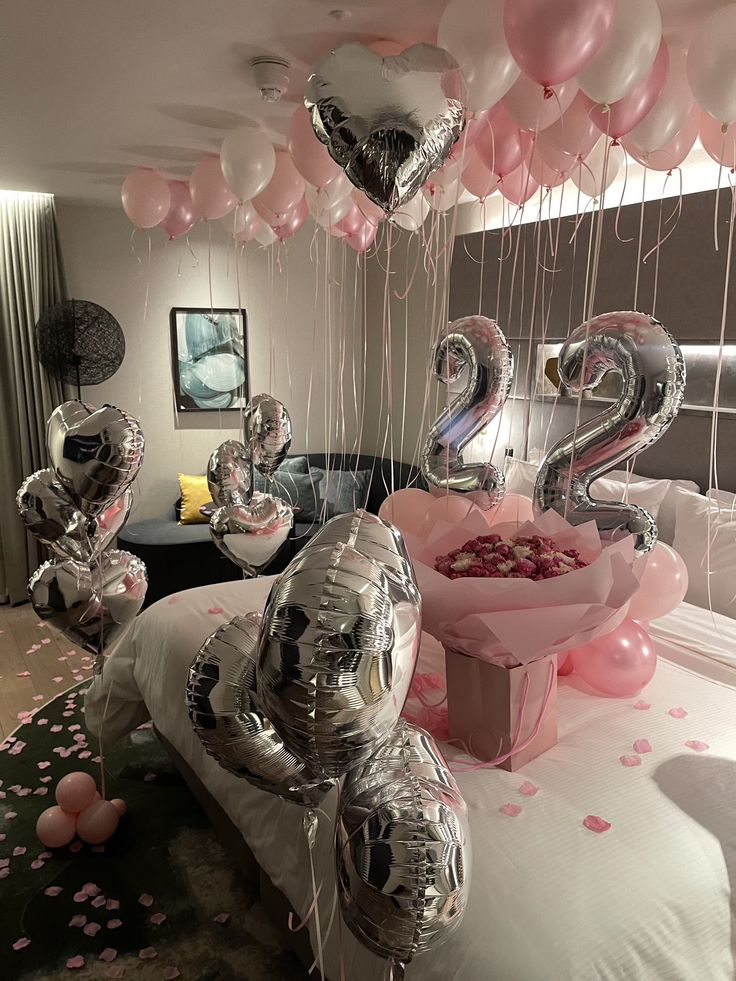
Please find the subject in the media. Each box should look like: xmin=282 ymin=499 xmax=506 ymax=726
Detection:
xmin=55 ymin=771 xmax=98 ymax=814
xmin=76 ymin=799 xmax=120 ymax=845
xmin=629 ymin=542 xmax=688 ymax=623
xmin=569 ymin=618 xmax=657 ymax=696
xmin=36 ymin=806 xmax=78 ymax=848
xmin=486 ymin=493 xmax=535 ymax=526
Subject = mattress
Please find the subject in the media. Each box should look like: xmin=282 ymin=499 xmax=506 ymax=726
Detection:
xmin=86 ymin=580 xmax=736 ymax=981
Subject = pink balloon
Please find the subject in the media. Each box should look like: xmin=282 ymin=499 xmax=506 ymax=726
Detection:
xmin=253 ymin=149 xmax=305 ymax=222
xmin=121 ymin=169 xmax=171 ymax=229
xmin=475 ymin=104 xmax=531 ymax=178
xmin=629 ymin=543 xmax=688 ymax=623
xmin=189 ymin=157 xmax=236 ymax=221
xmin=486 ymin=493 xmax=535 ymax=526
xmin=499 ymin=161 xmax=540 ymax=205
xmin=55 ymin=771 xmax=97 ymax=813
xmin=450 ymin=106 xmax=501 ymax=162
xmin=529 ymin=151 xmax=569 ymax=188
xmin=367 ymin=39 xmax=406 ymax=57
xmin=36 ymin=805 xmax=77 ymax=848
xmin=585 ymin=40 xmax=670 ymax=140
xmin=461 ymin=148 xmax=499 ymax=200
xmin=569 ymin=618 xmax=657 ymax=696
xmin=624 ymin=106 xmax=700 ymax=172
xmin=110 ymin=798 xmax=127 ymax=817
xmin=76 ymin=799 xmax=120 ymax=845
xmin=229 ymin=201 xmax=263 ymax=242
xmin=336 ymin=203 xmax=366 ymax=236
xmin=346 ymin=220 xmax=378 ymax=254
xmin=699 ymin=111 xmax=736 ymax=170
xmin=271 ymin=196 xmax=309 ymax=242
xmin=161 ymin=181 xmax=198 ymax=240
xmin=378 ymin=488 xmax=435 ymax=536
xmin=536 ymin=92 xmax=600 ymax=163
xmin=503 ymin=75 xmax=578 ymax=133
xmin=503 ymin=0 xmax=616 ymax=87
xmin=288 ymin=105 xmax=341 ymax=188
xmin=352 ymin=187 xmax=384 ymax=226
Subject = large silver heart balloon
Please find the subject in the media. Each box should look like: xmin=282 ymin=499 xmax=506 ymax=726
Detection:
xmin=207 ymin=439 xmax=252 ymax=508
xmin=305 ymin=42 xmax=466 ymax=214
xmin=209 ymin=493 xmax=293 ymax=576
xmin=187 ymin=612 xmax=332 ymax=807
xmin=17 ymin=468 xmax=133 ymax=563
xmin=336 ymin=720 xmax=471 ymax=975
xmin=47 ymin=400 xmax=144 ymax=517
xmin=257 ymin=511 xmax=422 ymax=780
xmin=244 ymin=395 xmax=292 ymax=479
xmin=29 ymin=549 xmax=147 ymax=656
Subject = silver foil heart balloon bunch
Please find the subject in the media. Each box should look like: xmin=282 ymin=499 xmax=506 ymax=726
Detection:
xmin=206 ymin=394 xmax=294 ymax=577
xmin=19 ymin=400 xmax=148 ymax=660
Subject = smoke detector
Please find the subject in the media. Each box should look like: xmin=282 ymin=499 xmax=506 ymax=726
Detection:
xmin=251 ymin=57 xmax=290 ymax=103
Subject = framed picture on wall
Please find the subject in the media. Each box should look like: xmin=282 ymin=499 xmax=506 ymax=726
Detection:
xmin=169 ymin=307 xmax=248 ymax=411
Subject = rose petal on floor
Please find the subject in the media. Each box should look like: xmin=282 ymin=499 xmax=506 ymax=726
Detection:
xmin=500 ymin=803 xmax=522 ymax=817
xmin=12 ymin=846 xmax=25 ymax=856
xmin=207 ymin=607 xmax=224 ymax=615
xmin=66 ymin=955 xmax=85 ymax=969
xmin=99 ymin=948 xmax=117 ymax=963
xmin=69 ymin=915 xmax=87 ymax=928
xmin=12 ymin=938 xmax=30 ymax=951
xmin=106 ymin=966 xmax=124 ymax=979
xmin=138 ymin=893 xmax=154 ymax=907
xmin=105 ymin=899 xmax=120 ymax=911
xmin=149 ymin=912 xmax=166 ymax=925
xmin=139 ymin=946 xmax=157 ymax=960
xmin=213 ymin=912 xmax=231 ymax=924
xmin=685 ymin=740 xmax=709 ymax=752
xmin=668 ymin=707 xmax=688 ymax=719
xmin=91 ymin=895 xmax=107 ymax=908
xmin=518 ymin=781 xmax=538 ymax=796
xmin=162 ymin=968 xmax=180 ymax=979
xmin=583 ymin=815 xmax=612 ymax=833
xmin=73 ymin=891 xmax=88 ymax=903
xmin=44 ymin=886 xmax=63 ymax=897
xmin=620 ymin=755 xmax=642 ymax=767
xmin=107 ymin=919 xmax=122 ymax=930
xmin=633 ymin=739 xmax=652 ymax=754
xmin=83 ymin=922 xmax=101 ymax=937
xmin=82 ymin=882 xmax=100 ymax=897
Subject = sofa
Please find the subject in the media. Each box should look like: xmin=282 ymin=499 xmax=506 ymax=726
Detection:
xmin=117 ymin=454 xmax=424 ymax=607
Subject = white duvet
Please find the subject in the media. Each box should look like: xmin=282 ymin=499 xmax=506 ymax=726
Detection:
xmin=86 ymin=580 xmax=736 ymax=981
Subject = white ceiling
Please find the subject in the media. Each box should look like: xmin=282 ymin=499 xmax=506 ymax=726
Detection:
xmin=0 ymin=0 xmax=446 ymax=205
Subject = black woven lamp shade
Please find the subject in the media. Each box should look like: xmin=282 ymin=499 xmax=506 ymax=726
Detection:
xmin=35 ymin=299 xmax=125 ymax=389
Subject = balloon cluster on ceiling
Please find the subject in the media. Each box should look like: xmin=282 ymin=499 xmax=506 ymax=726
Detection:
xmin=121 ymin=0 xmax=736 ymax=245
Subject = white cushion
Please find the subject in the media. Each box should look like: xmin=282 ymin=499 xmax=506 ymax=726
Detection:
xmin=673 ymin=486 xmax=736 ymax=618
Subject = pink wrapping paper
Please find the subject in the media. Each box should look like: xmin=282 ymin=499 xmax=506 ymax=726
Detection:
xmin=400 ymin=496 xmax=642 ymax=667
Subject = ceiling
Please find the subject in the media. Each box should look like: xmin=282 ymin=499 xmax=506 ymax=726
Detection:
xmin=0 ymin=0 xmax=446 ymax=205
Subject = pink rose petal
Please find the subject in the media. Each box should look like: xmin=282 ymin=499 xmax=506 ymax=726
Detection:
xmin=99 ymin=948 xmax=118 ymax=963
xmin=91 ymin=895 xmax=107 ymax=908
xmin=66 ymin=955 xmax=85 ymax=969
xmin=50 ymin=725 xmax=62 ymax=733
xmin=208 ymin=606 xmax=224 ymax=615
xmin=149 ymin=912 xmax=167 ymax=925
xmin=52 ymin=677 xmax=63 ymax=683
xmin=500 ymin=802 xmax=523 ymax=817
xmin=107 ymin=919 xmax=122 ymax=930
xmin=4 ymin=811 xmax=17 ymax=820
xmin=633 ymin=739 xmax=652 ymax=754
xmin=143 ymin=772 xmax=156 ymax=782
xmin=583 ymin=815 xmax=612 ymax=833
xmin=0 ymin=867 xmax=10 ymax=879
xmin=37 ymin=761 xmax=51 ymax=770
xmin=32 ymin=694 xmax=44 ymax=702
xmin=518 ymin=781 xmax=538 ymax=797
xmin=12 ymin=846 xmax=25 ymax=857
xmin=213 ymin=912 xmax=231 ymax=924
xmin=107 ymin=967 xmax=125 ymax=979
xmin=41 ymin=637 xmax=51 ymax=645
xmin=167 ymin=596 xmax=180 ymax=604
xmin=620 ymin=755 xmax=642 ymax=767
xmin=45 ymin=886 xmax=63 ymax=897
xmin=37 ymin=718 xmax=48 ymax=726
xmin=83 ymin=922 xmax=101 ymax=937
xmin=39 ymin=851 xmax=52 ymax=860
xmin=68 ymin=724 xmax=80 ymax=732
xmin=685 ymin=740 xmax=709 ymax=752
xmin=82 ymin=882 xmax=100 ymax=897
xmin=106 ymin=899 xmax=120 ymax=911
xmin=0 ymin=858 xmax=9 ymax=868
xmin=40 ymin=775 xmax=52 ymax=783
xmin=138 ymin=893 xmax=154 ymax=907
xmin=16 ymin=671 xmax=30 ymax=678
xmin=73 ymin=891 xmax=88 ymax=903
xmin=69 ymin=915 xmax=87 ymax=928
xmin=13 ymin=937 xmax=30 ymax=951
xmin=668 ymin=707 xmax=688 ymax=719
xmin=162 ymin=968 xmax=180 ymax=980
xmin=139 ymin=946 xmax=157 ymax=960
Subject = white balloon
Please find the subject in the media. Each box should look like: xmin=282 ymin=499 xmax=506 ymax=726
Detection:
xmin=254 ymin=223 xmax=277 ymax=247
xmin=437 ymin=0 xmax=520 ymax=111
xmin=391 ymin=192 xmax=429 ymax=232
xmin=687 ymin=5 xmax=736 ymax=124
xmin=424 ymin=179 xmax=462 ymax=213
xmin=305 ymin=185 xmax=352 ymax=227
xmin=220 ymin=128 xmax=276 ymax=202
xmin=578 ymin=0 xmax=662 ymax=105
xmin=503 ymin=75 xmax=578 ymax=132
xmin=627 ymin=47 xmax=692 ymax=154
xmin=571 ymin=138 xmax=624 ymax=198
xmin=659 ymin=0 xmax=731 ymax=50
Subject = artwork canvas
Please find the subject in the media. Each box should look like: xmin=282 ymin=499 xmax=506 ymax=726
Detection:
xmin=170 ymin=308 xmax=248 ymax=411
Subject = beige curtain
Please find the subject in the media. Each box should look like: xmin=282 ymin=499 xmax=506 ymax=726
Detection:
xmin=0 ymin=191 xmax=66 ymax=604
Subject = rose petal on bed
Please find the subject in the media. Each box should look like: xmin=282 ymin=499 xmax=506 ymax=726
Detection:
xmin=138 ymin=893 xmax=154 ymax=907
xmin=106 ymin=899 xmax=120 ymax=911
xmin=213 ymin=912 xmax=230 ymax=924
xmin=66 ymin=955 xmax=85 ymax=969
xmin=99 ymin=948 xmax=117 ymax=963
xmin=107 ymin=919 xmax=122 ymax=930
xmin=45 ymin=886 xmax=63 ymax=897
xmin=83 ymin=922 xmax=101 ymax=937
xmin=207 ymin=606 xmax=224 ymax=615
xmin=73 ymin=891 xmax=88 ymax=903
xmin=583 ymin=815 xmax=612 ymax=833
xmin=668 ymin=707 xmax=688 ymax=719
xmin=91 ymin=895 xmax=107 ymax=908
xmin=12 ymin=938 xmax=30 ymax=951
xmin=620 ymin=755 xmax=642 ymax=767
xmin=518 ymin=781 xmax=538 ymax=797
xmin=685 ymin=740 xmax=709 ymax=752
xmin=139 ymin=947 xmax=157 ymax=960
xmin=106 ymin=967 xmax=125 ymax=979
xmin=12 ymin=846 xmax=26 ymax=857
xmin=633 ymin=739 xmax=652 ymax=754
xmin=162 ymin=968 xmax=180 ymax=980
xmin=149 ymin=912 xmax=166 ymax=925
xmin=69 ymin=915 xmax=87 ymax=928
xmin=500 ymin=803 xmax=522 ymax=817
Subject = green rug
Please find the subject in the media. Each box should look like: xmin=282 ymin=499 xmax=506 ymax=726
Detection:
xmin=0 ymin=683 xmax=306 ymax=980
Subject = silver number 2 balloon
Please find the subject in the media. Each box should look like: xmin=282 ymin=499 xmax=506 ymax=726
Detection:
xmin=534 ymin=311 xmax=685 ymax=553
xmin=421 ymin=315 xmax=513 ymax=510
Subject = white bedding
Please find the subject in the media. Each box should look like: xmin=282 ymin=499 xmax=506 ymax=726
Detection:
xmin=86 ymin=581 xmax=736 ymax=981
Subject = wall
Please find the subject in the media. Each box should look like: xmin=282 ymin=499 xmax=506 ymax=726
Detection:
xmin=56 ymin=203 xmax=363 ymax=520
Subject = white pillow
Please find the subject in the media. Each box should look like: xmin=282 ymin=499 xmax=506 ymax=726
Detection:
xmin=673 ymin=486 xmax=736 ymax=618
xmin=590 ymin=469 xmax=671 ymax=523
xmin=659 ymin=478 xmax=701 ymax=545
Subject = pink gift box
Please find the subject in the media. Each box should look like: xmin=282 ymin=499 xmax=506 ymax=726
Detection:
xmin=445 ymin=649 xmax=558 ymax=771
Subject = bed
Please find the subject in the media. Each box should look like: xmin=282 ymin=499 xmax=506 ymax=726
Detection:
xmin=85 ymin=577 xmax=736 ymax=980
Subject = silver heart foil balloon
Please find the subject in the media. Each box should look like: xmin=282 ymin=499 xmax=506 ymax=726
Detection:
xmin=46 ymin=400 xmax=144 ymax=516
xmin=244 ymin=395 xmax=292 ymax=479
xmin=209 ymin=493 xmax=293 ymax=576
xmin=256 ymin=510 xmax=422 ymax=780
xmin=29 ymin=549 xmax=148 ymax=656
xmin=17 ymin=469 xmax=133 ymax=563
xmin=305 ymin=42 xmax=466 ymax=214
xmin=207 ymin=439 xmax=253 ymax=508
xmin=336 ymin=720 xmax=471 ymax=976
xmin=186 ymin=612 xmax=332 ymax=807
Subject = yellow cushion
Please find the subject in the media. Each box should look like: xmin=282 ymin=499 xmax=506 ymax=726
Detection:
xmin=178 ymin=474 xmax=211 ymax=524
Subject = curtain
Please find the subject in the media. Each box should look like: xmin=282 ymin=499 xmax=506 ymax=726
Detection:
xmin=0 ymin=191 xmax=67 ymax=604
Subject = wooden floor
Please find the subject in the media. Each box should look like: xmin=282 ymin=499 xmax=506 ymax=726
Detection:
xmin=0 ymin=602 xmax=93 ymax=740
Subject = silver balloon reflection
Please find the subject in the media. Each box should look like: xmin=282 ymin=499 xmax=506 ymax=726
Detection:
xmin=210 ymin=493 xmax=293 ymax=576
xmin=336 ymin=720 xmax=471 ymax=976
xmin=46 ymin=400 xmax=144 ymax=516
xmin=305 ymin=42 xmax=466 ymax=214
xmin=187 ymin=613 xmax=332 ymax=807
xmin=422 ymin=316 xmax=513 ymax=510
xmin=29 ymin=549 xmax=148 ymax=656
xmin=534 ymin=312 xmax=685 ymax=553
xmin=244 ymin=395 xmax=292 ymax=479
xmin=17 ymin=469 xmax=132 ymax=563
xmin=257 ymin=510 xmax=421 ymax=779
xmin=207 ymin=439 xmax=252 ymax=507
